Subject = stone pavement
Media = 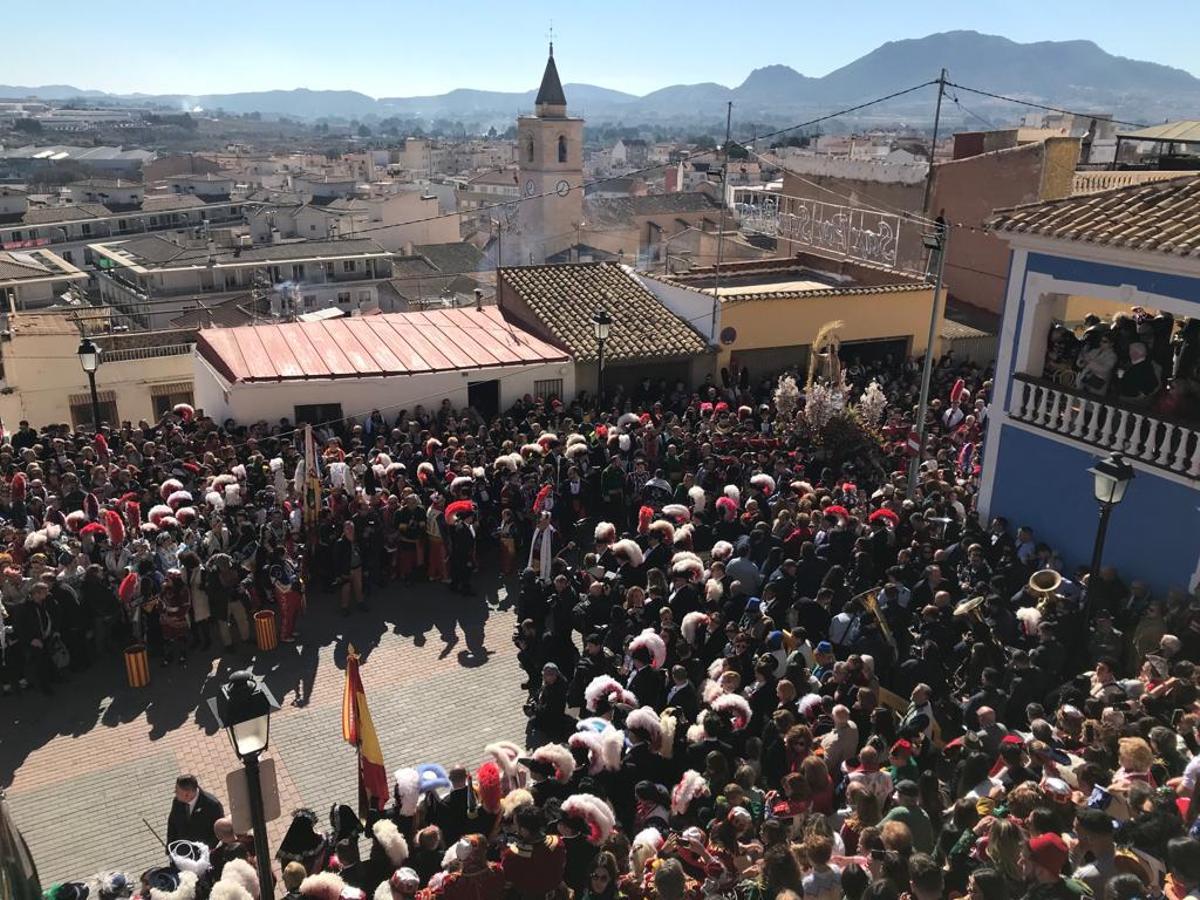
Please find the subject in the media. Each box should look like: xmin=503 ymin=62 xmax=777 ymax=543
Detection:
xmin=0 ymin=571 xmax=529 ymax=886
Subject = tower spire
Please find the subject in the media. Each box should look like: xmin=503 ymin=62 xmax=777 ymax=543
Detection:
xmin=534 ymin=38 xmax=567 ymax=116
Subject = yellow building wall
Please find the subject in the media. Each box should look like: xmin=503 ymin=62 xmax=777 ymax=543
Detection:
xmin=715 ymin=286 xmax=938 ymax=369
xmin=0 ymin=332 xmax=193 ymax=428
xmin=1063 ymin=294 xmax=1138 ymax=328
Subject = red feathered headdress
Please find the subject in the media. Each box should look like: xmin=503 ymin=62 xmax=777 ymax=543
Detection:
xmin=824 ymin=504 xmax=850 ymax=519
xmin=173 ymin=403 xmax=195 ymax=423
xmin=476 ymin=762 xmax=502 ymax=814
xmin=868 ymin=508 xmax=899 ymax=526
xmin=10 ymin=472 xmax=26 ymax=501
xmin=949 ymin=377 xmax=965 ymax=406
xmin=533 ymin=483 xmax=553 ymax=514
xmin=104 ymin=508 xmax=125 ymax=545
xmin=594 ymin=424 xmax=608 ymax=439
xmin=118 ymin=572 xmax=140 ymax=605
xmin=637 ymin=505 xmax=654 ymax=534
xmin=94 ymin=432 xmax=109 ymax=457
xmin=444 ymin=499 xmax=474 ymax=525
xmin=715 ymin=495 xmax=737 ymax=520
xmin=80 ymin=522 xmax=107 ymax=539
xmin=125 ymin=500 xmax=142 ymax=532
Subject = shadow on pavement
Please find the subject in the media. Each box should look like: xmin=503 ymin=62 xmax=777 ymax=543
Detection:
xmin=0 ymin=572 xmax=507 ymax=788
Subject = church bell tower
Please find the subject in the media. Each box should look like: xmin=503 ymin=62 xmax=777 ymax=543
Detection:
xmin=516 ymin=43 xmax=584 ymax=264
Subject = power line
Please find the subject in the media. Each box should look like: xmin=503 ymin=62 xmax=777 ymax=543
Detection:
xmin=949 ymin=91 xmax=997 ymax=131
xmin=945 ymin=81 xmax=1146 ymax=129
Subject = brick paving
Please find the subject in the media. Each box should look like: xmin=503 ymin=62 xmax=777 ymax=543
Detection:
xmin=1 ymin=574 xmax=528 ymax=886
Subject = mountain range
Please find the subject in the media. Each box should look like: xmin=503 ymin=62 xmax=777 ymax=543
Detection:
xmin=3 ymin=31 xmax=1198 ymax=127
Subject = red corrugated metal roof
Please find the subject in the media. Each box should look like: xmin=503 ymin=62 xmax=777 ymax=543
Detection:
xmin=197 ymin=307 xmax=570 ymax=384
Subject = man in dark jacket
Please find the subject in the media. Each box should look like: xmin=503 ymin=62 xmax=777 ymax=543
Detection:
xmin=166 ymin=774 xmax=225 ymax=847
xmin=448 ymin=507 xmax=476 ymax=595
xmin=627 ymin=645 xmax=665 ymax=711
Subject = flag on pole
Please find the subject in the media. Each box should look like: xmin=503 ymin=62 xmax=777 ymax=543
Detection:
xmin=341 ymin=644 xmax=389 ymax=815
xmin=296 ymin=424 xmax=321 ymax=528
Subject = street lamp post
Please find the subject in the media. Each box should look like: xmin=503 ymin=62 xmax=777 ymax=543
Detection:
xmin=217 ymin=670 xmax=276 ymax=896
xmin=906 ymin=226 xmax=949 ymax=500
xmin=1087 ymin=452 xmax=1135 ymax=586
xmin=76 ymin=337 xmax=102 ymax=431
xmin=593 ymin=308 xmax=612 ymax=409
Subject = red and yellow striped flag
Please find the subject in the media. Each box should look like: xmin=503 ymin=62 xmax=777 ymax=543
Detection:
xmin=341 ymin=644 xmax=389 ymax=814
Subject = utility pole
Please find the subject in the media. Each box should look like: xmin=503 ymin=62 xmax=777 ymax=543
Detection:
xmin=710 ymin=101 xmax=733 ymax=345
xmin=906 ymin=225 xmax=949 ymax=500
xmin=921 ymin=69 xmax=947 ymax=216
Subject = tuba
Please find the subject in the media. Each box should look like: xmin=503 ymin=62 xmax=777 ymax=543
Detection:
xmin=859 ymin=590 xmax=898 ymax=653
xmin=952 ymin=595 xmax=986 ymax=623
xmin=1028 ymin=569 xmax=1063 ymax=613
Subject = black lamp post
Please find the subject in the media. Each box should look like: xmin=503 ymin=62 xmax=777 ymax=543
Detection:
xmin=76 ymin=337 xmax=102 ymax=431
xmin=1087 ymin=452 xmax=1135 ymax=589
xmin=216 ymin=670 xmax=276 ymax=895
xmin=593 ymin=308 xmax=612 ymax=407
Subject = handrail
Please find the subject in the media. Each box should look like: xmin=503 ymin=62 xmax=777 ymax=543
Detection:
xmin=1012 ymin=371 xmax=1200 ymax=432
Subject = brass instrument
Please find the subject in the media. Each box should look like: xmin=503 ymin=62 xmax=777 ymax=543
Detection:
xmin=1028 ymin=568 xmax=1063 ymax=613
xmin=953 ymin=595 xmax=986 ymax=622
xmin=859 ymin=590 xmax=898 ymax=654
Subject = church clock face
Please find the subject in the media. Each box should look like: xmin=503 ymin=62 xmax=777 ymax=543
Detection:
xmin=556 ymin=179 xmax=570 ymax=197
xmin=525 ymin=179 xmax=537 ymax=197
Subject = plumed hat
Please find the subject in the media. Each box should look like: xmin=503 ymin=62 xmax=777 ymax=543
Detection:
xmin=611 ymin=538 xmax=643 ymax=567
xmin=560 ymin=794 xmax=616 ymax=845
xmin=371 ymin=820 xmax=409 ymax=867
xmin=629 ymin=627 xmax=667 ymax=669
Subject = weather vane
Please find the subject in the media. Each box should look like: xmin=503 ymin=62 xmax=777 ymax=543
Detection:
xmin=547 ymin=21 xmax=555 ymax=54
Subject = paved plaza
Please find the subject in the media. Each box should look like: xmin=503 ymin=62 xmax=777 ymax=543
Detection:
xmin=0 ymin=572 xmax=529 ymax=885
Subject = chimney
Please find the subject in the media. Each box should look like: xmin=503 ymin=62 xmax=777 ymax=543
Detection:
xmin=474 ymin=287 xmax=483 ymax=312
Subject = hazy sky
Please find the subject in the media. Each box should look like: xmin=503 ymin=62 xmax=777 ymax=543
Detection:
xmin=4 ymin=0 xmax=1198 ymax=97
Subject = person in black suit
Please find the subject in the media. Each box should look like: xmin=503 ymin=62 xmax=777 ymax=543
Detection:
xmin=167 ymin=774 xmax=225 ymax=847
xmin=665 ymin=665 xmax=701 ymax=723
xmin=626 ymin=645 xmax=665 ymax=711
xmin=426 ymin=765 xmax=472 ymax=846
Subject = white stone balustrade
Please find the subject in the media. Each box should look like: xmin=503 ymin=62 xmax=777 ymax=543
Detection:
xmin=1010 ymin=375 xmax=1200 ymax=480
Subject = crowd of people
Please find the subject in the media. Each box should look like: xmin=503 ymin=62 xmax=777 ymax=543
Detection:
xmin=1042 ymin=307 xmax=1200 ymax=419
xmin=9 ymin=345 xmax=1200 ymax=900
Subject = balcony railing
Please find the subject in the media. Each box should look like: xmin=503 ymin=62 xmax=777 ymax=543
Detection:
xmin=102 ymin=343 xmax=194 ymax=363
xmin=1010 ymin=373 xmax=1200 ymax=479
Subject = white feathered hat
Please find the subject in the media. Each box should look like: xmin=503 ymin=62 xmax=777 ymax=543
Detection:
xmin=568 ymin=726 xmax=623 ymax=774
xmin=392 ymin=767 xmax=421 ymax=816
xmin=612 ymin=538 xmax=643 ymax=568
xmin=584 ymin=675 xmax=638 ymax=712
xmin=750 ymin=472 xmax=776 ymax=496
xmin=531 ymin=743 xmax=576 ymax=783
xmin=372 ymin=819 xmax=409 ymax=866
xmin=484 ymin=740 xmax=526 ymax=790
xmin=625 ymin=706 xmax=663 ymax=745
xmin=671 ymin=770 xmax=710 ymax=816
xmin=661 ymin=503 xmax=691 ymax=522
xmin=560 ymin=794 xmax=616 ymax=845
xmin=629 ymin=627 xmax=667 ymax=669
xmin=680 ymin=611 xmax=710 ymax=645
xmin=594 ymin=521 xmax=616 ymax=544
xmin=712 ymin=692 xmax=752 ymax=731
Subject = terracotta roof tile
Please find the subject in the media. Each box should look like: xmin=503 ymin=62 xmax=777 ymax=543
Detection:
xmin=501 ymin=262 xmax=708 ymax=362
xmin=987 ymin=175 xmax=1200 ymax=257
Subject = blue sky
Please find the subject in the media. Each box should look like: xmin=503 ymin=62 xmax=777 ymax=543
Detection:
xmin=4 ymin=0 xmax=1198 ymax=97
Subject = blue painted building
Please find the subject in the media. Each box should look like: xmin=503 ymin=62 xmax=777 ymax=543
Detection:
xmin=982 ymin=177 xmax=1200 ymax=596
